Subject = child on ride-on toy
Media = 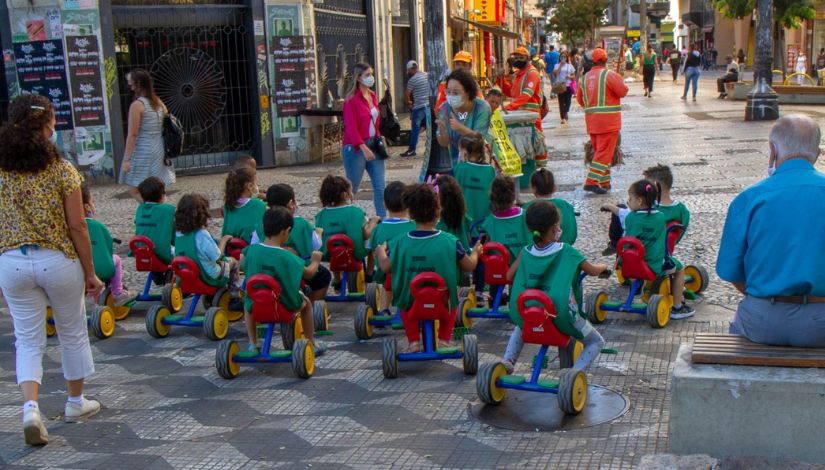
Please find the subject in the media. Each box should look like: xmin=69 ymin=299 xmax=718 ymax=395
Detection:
xmin=174 ymin=194 xmax=240 ymax=291
xmin=501 ymin=201 xmax=607 ymax=373
xmin=522 ymin=168 xmax=577 ymax=245
xmin=251 ymin=183 xmax=332 ymax=303
xmin=453 ymin=133 xmax=495 ymax=225
xmin=82 ymin=185 xmax=132 ymax=305
xmin=221 ymin=168 xmax=266 ymax=244
xmin=241 ymin=207 xmax=326 ymax=353
xmin=375 ymin=184 xmax=482 ymax=352
xmin=367 ymin=181 xmax=415 ymax=316
xmin=315 ymin=175 xmax=379 ymax=288
xmin=134 ymin=177 xmax=175 ymax=265
xmin=600 ymin=180 xmax=694 ymax=319
xmin=435 ymin=175 xmax=472 ymax=252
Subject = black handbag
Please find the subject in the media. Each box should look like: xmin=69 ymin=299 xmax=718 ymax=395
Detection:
xmin=365 ymin=135 xmax=390 ymax=160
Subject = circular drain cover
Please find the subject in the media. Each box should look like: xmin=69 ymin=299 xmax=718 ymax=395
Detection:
xmin=468 ymin=385 xmax=629 ymax=432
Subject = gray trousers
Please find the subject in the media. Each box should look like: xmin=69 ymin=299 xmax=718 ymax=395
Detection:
xmin=729 ymin=296 xmax=825 ymax=347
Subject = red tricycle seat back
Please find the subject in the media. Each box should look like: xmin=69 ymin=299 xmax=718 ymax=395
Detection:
xmin=406 ymin=272 xmax=450 ymax=322
xmin=616 ymin=237 xmax=657 ymax=282
xmin=226 ymin=237 xmax=248 ymax=261
xmin=517 ymin=289 xmax=570 ymax=347
xmin=171 ymin=256 xmax=221 ymax=296
xmin=666 ymin=221 xmax=683 ymax=256
xmin=129 ymin=236 xmax=170 ymax=273
xmin=326 ymin=234 xmax=363 ymax=272
xmin=384 ymin=272 xmax=392 ymax=293
xmin=481 ymin=242 xmax=511 ymax=286
xmin=246 ymin=274 xmax=295 ymax=324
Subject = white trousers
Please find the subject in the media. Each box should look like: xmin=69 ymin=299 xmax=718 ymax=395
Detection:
xmin=0 ymin=248 xmax=94 ymax=384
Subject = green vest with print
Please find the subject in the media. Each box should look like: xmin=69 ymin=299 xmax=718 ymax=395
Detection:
xmin=257 ymin=215 xmax=316 ymax=262
xmin=221 ymin=198 xmax=267 ymax=242
xmin=624 ymin=210 xmax=666 ymax=275
xmin=174 ymin=231 xmax=226 ymax=287
xmin=368 ymin=219 xmax=416 ymax=284
xmin=315 ymin=205 xmax=367 ymax=261
xmin=389 ymin=232 xmax=459 ymax=311
xmin=508 ymin=244 xmax=585 ymax=338
xmin=481 ymin=210 xmax=531 ymax=262
xmin=656 ymin=201 xmax=690 ymax=244
xmin=241 ymin=243 xmax=305 ymax=312
xmin=454 ymin=161 xmax=496 ymax=224
xmin=134 ymin=202 xmax=176 ymax=264
xmin=522 ymin=198 xmax=578 ymax=245
xmin=436 ymin=215 xmax=473 ymax=251
xmin=87 ymin=218 xmax=115 ymax=282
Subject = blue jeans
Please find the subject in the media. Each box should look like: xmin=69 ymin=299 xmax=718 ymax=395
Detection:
xmin=342 ymin=144 xmax=386 ymax=218
xmin=683 ymin=67 xmax=700 ymax=98
xmin=408 ymin=106 xmax=428 ymax=153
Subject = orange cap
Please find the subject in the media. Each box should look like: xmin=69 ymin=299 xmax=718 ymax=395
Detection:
xmin=512 ymin=46 xmax=530 ymax=57
xmin=592 ymin=48 xmax=608 ymax=63
xmin=453 ymin=50 xmax=473 ymax=63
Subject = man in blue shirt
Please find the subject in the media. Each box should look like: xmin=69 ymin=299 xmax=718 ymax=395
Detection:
xmin=717 ymin=114 xmax=825 ymax=347
xmin=544 ymin=45 xmax=560 ymax=86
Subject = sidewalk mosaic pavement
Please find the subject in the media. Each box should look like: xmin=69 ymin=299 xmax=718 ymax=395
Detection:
xmin=1 ymin=79 xmax=823 ymax=469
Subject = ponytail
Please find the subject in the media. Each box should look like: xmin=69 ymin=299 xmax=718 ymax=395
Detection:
xmin=629 ymin=179 xmax=659 ymax=212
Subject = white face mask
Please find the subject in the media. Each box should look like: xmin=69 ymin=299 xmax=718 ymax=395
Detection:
xmin=555 ymin=227 xmax=563 ymax=241
xmin=361 ymin=75 xmax=375 ymax=88
xmin=447 ymin=94 xmax=464 ymax=109
xmin=49 ymin=129 xmax=58 ymax=145
xmin=767 ymin=164 xmax=776 ymax=177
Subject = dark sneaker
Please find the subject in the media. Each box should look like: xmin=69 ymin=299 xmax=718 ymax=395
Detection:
xmin=583 ymin=185 xmax=608 ymax=195
xmin=601 ymin=245 xmax=617 ymax=256
xmin=399 ymin=150 xmax=416 ymax=157
xmin=670 ymin=304 xmax=696 ymax=320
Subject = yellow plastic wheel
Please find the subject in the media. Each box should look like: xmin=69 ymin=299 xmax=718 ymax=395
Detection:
xmin=615 ymin=267 xmax=626 ymax=285
xmin=146 ymin=305 xmax=171 ymax=338
xmin=45 ymin=307 xmax=56 ymax=337
xmin=216 ymin=288 xmax=244 ymax=322
xmin=294 ymin=316 xmax=305 ymax=340
xmin=476 ymin=362 xmax=508 ymax=405
xmin=104 ymin=290 xmax=131 ymax=321
xmin=570 ymin=371 xmax=588 ymax=412
xmin=585 ymin=291 xmax=609 ymax=324
xmin=204 ymin=307 xmax=230 ymax=340
xmin=558 ymin=368 xmax=587 ymax=414
xmin=459 ymin=298 xmax=474 ymax=329
xmin=162 ymin=284 xmax=184 ymax=313
xmin=573 ymin=340 xmax=584 ymax=363
xmin=303 ymin=340 xmax=315 ymax=376
xmin=684 ymin=265 xmax=709 ymax=294
xmin=642 ymin=277 xmax=670 ymax=304
xmin=356 ymin=270 xmax=365 ymax=294
xmin=646 ymin=294 xmax=672 ymax=329
xmin=466 ymin=289 xmax=478 ymax=309
xmin=216 ymin=340 xmax=241 ymax=379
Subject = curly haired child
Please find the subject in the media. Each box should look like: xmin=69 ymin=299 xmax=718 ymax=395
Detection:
xmin=221 ymin=168 xmax=266 ymax=244
xmin=175 ymin=194 xmax=239 ymax=290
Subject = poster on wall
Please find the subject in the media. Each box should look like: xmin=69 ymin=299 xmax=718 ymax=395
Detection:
xmin=14 ymin=39 xmax=74 ymax=130
xmin=271 ymin=35 xmax=315 ymax=116
xmin=65 ymin=35 xmax=105 ymax=126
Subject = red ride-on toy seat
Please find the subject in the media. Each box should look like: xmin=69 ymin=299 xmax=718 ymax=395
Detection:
xmin=586 ymin=237 xmax=673 ymax=329
xmin=129 ymin=236 xmax=182 ymax=315
xmin=457 ymin=242 xmax=511 ymax=328
xmin=225 ymin=237 xmax=247 ymax=261
xmin=145 ymin=256 xmax=239 ymax=341
xmin=325 ymin=234 xmax=366 ymax=302
xmin=476 ymin=289 xmax=588 ymax=415
xmin=381 ymin=272 xmax=478 ymax=378
xmin=215 ymin=274 xmax=317 ymax=379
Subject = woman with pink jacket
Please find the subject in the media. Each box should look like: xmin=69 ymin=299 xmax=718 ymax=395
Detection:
xmin=341 ymin=62 xmax=386 ymax=217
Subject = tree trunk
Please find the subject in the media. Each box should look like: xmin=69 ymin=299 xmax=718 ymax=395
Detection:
xmin=754 ymin=0 xmax=773 ymax=86
xmin=639 ymin=0 xmax=647 ymax=50
xmin=423 ymin=0 xmax=449 ymax=175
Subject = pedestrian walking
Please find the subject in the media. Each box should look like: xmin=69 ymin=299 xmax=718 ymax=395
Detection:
xmin=0 ymin=94 xmax=104 ymax=446
xmin=576 ymin=48 xmax=628 ymax=194
xmin=816 ymin=48 xmax=825 ymax=85
xmin=341 ymin=61 xmax=387 ymax=217
xmin=400 ymin=60 xmax=430 ymax=157
xmin=737 ymin=48 xmax=746 ymax=67
xmin=435 ymin=69 xmax=492 ymax=169
xmin=717 ymin=56 xmax=739 ymax=98
xmin=119 ymin=68 xmax=175 ymax=202
xmin=681 ymin=44 xmax=702 ymax=101
xmin=667 ymin=48 xmax=681 ymax=83
xmin=641 ymin=44 xmax=658 ymax=97
xmin=553 ymin=52 xmax=575 ymax=124
xmin=795 ymin=53 xmax=808 ymax=85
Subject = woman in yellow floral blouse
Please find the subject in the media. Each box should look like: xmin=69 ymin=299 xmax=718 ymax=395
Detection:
xmin=0 ymin=95 xmax=104 ymax=446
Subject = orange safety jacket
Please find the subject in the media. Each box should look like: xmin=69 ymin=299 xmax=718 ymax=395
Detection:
xmin=575 ymin=66 xmax=629 ymax=134
xmin=504 ymin=64 xmax=541 ymax=115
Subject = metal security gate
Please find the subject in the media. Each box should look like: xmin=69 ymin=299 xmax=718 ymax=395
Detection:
xmin=112 ymin=1 xmax=254 ymax=172
xmin=313 ymin=0 xmax=373 ymax=108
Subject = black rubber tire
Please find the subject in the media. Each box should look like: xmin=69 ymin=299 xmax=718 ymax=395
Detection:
xmin=476 ymin=362 xmax=506 ymax=405
xmin=281 ymin=315 xmax=301 ymax=351
xmin=145 ymin=305 xmax=171 ymax=338
xmin=291 ymin=339 xmax=314 ymax=379
xmin=346 ymin=271 xmax=361 ymax=295
xmin=204 ymin=307 xmax=229 ymax=341
xmin=313 ymin=301 xmax=329 ymax=332
xmin=97 ymin=287 xmax=111 ymax=306
xmin=216 ymin=340 xmax=240 ymax=379
xmin=365 ymin=283 xmax=379 ymax=312
xmin=585 ymin=291 xmax=607 ymax=324
xmin=686 ymin=264 xmax=710 ymax=294
xmin=646 ymin=294 xmax=669 ymax=329
xmin=381 ymin=337 xmax=399 ymax=378
xmin=456 ymin=298 xmax=472 ymax=329
xmin=559 ymin=340 xmax=579 ymax=369
xmin=558 ymin=368 xmax=587 ymax=415
xmin=90 ymin=306 xmax=115 ymax=340
xmin=462 ymin=334 xmax=478 ymax=375
xmin=354 ymin=304 xmax=374 ymax=340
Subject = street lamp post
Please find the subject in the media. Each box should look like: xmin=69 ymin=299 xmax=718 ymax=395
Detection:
xmin=745 ymin=0 xmax=779 ymax=121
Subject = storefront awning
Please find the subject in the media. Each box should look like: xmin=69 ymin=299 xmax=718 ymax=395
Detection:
xmin=452 ymin=17 xmax=520 ymax=39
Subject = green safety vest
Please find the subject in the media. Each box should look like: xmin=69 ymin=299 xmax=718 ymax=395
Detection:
xmin=134 ymin=202 xmax=176 ymax=264
xmin=580 ymin=69 xmax=622 ymax=115
xmin=436 ymin=215 xmax=473 ymax=251
xmin=221 ymin=198 xmax=267 ymax=242
xmin=255 ymin=215 xmax=316 ymax=262
xmin=508 ymin=244 xmax=585 ymax=339
xmin=624 ymin=210 xmax=667 ymax=275
xmin=480 ymin=210 xmax=532 ymax=262
xmin=454 ymin=161 xmax=496 ymax=224
xmin=87 ymin=218 xmax=115 ymax=282
xmin=368 ymin=219 xmax=416 ymax=284
xmin=315 ymin=205 xmax=367 ymax=261
xmin=389 ymin=231 xmax=459 ymax=311
xmin=175 ymin=231 xmax=226 ymax=287
xmin=241 ymin=243 xmax=305 ymax=312
xmin=656 ymin=202 xmax=690 ymax=244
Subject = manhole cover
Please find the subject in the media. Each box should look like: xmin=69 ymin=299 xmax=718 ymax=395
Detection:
xmin=468 ymin=384 xmax=629 ymax=432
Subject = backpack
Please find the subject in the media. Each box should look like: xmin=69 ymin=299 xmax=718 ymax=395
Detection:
xmin=162 ymin=113 xmax=184 ymax=163
xmin=378 ymin=81 xmax=401 ymax=144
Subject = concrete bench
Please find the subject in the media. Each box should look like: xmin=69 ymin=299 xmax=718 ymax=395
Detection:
xmin=729 ymin=82 xmax=825 ymax=104
xmin=669 ymin=336 xmax=825 ymax=462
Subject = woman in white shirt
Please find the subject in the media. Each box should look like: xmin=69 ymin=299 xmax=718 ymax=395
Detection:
xmin=553 ymin=52 xmax=576 ymax=124
xmin=795 ymin=53 xmax=808 ymax=85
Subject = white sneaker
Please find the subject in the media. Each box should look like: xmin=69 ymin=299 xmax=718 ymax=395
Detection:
xmin=64 ymin=397 xmax=101 ymax=423
xmin=23 ymin=408 xmax=48 ymax=445
xmin=113 ymin=289 xmax=134 ymax=307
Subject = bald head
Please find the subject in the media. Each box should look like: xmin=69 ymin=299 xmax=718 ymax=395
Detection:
xmin=769 ymin=114 xmax=822 ymax=165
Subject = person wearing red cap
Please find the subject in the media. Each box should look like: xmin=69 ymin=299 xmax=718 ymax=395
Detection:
xmin=576 ymin=48 xmax=628 ymax=194
xmin=504 ymin=46 xmax=545 ymax=165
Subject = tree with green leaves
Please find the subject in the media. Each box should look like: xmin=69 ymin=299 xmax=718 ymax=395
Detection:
xmin=542 ymin=0 xmax=611 ymax=49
